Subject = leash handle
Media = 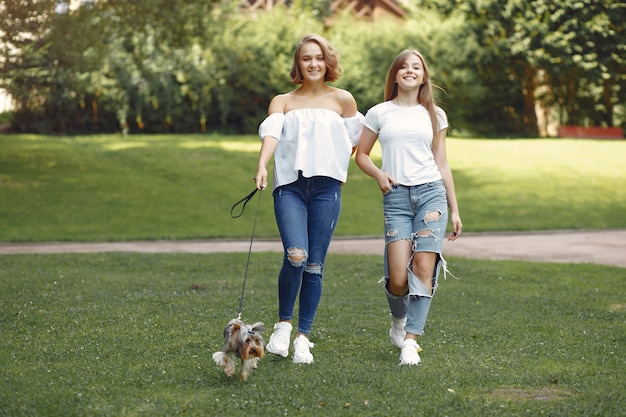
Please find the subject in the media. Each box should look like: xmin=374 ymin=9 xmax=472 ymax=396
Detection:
xmin=230 ymin=188 xmax=258 ymax=218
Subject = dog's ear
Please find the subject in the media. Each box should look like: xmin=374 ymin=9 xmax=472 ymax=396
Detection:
xmin=250 ymin=322 xmax=266 ymax=333
xmin=224 ymin=321 xmax=242 ymax=339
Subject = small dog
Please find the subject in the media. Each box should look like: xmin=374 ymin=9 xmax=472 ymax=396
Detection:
xmin=212 ymin=318 xmax=266 ymax=380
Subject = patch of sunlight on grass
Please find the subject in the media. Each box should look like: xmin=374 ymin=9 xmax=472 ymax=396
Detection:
xmin=218 ymin=141 xmax=261 ymax=152
xmin=448 ymin=139 xmax=626 ymax=180
xmin=178 ymin=140 xmax=260 ymax=152
xmin=13 ymin=134 xmax=47 ymax=141
xmin=103 ymin=141 xmax=150 ymax=151
xmin=69 ymin=134 xmax=189 ymax=146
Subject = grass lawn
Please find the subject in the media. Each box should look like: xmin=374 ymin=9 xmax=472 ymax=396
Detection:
xmin=1 ymin=133 xmax=624 ymax=416
xmin=1 ymin=252 xmax=624 ymax=416
xmin=1 ymin=133 xmax=625 ymax=242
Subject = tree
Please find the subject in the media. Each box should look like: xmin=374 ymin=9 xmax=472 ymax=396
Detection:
xmin=517 ymin=0 xmax=625 ymax=127
xmin=412 ymin=0 xmax=624 ymax=134
xmin=1 ymin=0 xmax=60 ymax=131
xmin=2 ymin=0 xmax=621 ymax=135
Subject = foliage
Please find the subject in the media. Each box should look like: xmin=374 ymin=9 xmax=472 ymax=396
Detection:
xmin=0 ymin=0 xmax=622 ymax=135
xmin=1 ymin=133 xmax=625 ymax=243
xmin=205 ymin=9 xmax=323 ymax=132
xmin=414 ymin=0 xmax=625 ymax=134
xmin=1 ymin=252 xmax=624 ymax=416
xmin=516 ymin=0 xmax=626 ymax=127
xmin=0 ymin=111 xmax=13 ymax=125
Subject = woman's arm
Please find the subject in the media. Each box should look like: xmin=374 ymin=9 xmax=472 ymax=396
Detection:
xmin=355 ymin=127 xmax=395 ymax=194
xmin=432 ymin=129 xmax=462 ymax=240
xmin=254 ymin=96 xmax=285 ymax=190
xmin=255 ymin=137 xmax=278 ymax=191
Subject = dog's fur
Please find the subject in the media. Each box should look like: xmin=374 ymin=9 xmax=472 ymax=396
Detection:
xmin=212 ymin=318 xmax=265 ymax=380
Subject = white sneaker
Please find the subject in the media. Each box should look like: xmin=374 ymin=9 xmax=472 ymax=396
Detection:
xmin=399 ymin=339 xmax=421 ymax=365
xmin=389 ymin=315 xmax=407 ymax=349
xmin=266 ymin=322 xmax=292 ymax=357
xmin=292 ymin=335 xmax=314 ymax=364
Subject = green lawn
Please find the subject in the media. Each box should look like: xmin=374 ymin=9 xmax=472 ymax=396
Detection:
xmin=1 ymin=133 xmax=625 ymax=242
xmin=1 ymin=252 xmax=624 ymax=416
xmin=1 ymin=133 xmax=624 ymax=416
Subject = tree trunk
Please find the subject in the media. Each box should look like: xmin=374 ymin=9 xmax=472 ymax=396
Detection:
xmin=522 ymin=65 xmax=539 ymax=136
xmin=603 ymin=79 xmax=614 ymax=127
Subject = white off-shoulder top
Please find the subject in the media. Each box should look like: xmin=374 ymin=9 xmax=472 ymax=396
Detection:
xmin=259 ymin=108 xmax=364 ymax=191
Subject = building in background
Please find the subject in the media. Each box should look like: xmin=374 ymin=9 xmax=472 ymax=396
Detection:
xmin=242 ymin=0 xmax=406 ymax=20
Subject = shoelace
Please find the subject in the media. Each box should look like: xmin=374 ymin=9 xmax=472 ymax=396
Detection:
xmin=295 ymin=338 xmax=314 ymax=349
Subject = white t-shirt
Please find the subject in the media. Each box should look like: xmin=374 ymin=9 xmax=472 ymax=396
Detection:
xmin=362 ymin=101 xmax=448 ymax=186
xmin=259 ymin=108 xmax=364 ymax=190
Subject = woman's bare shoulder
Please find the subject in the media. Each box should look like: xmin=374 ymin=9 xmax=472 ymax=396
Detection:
xmin=268 ymin=93 xmax=294 ymax=114
xmin=330 ymin=87 xmax=354 ymax=100
xmin=331 ymin=87 xmax=357 ymax=116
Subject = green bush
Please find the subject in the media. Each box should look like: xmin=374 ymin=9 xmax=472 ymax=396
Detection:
xmin=4 ymin=6 xmax=481 ymax=135
xmin=2 ymin=2 xmax=622 ymax=135
xmin=0 ymin=111 xmax=13 ymax=125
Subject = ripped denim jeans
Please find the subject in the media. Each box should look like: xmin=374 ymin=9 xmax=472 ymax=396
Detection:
xmin=382 ymin=180 xmax=449 ymax=336
xmin=273 ymin=173 xmax=342 ymax=335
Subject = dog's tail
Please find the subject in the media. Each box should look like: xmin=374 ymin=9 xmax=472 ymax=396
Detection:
xmin=212 ymin=351 xmax=227 ymax=366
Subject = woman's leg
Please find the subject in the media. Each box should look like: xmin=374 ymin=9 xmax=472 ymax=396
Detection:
xmin=297 ymin=176 xmax=342 ymax=336
xmin=382 ymin=185 xmax=415 ymax=347
xmin=384 ymin=240 xmax=412 ymax=348
xmin=273 ymin=180 xmax=309 ymax=323
xmin=404 ymin=252 xmax=438 ymax=338
xmin=386 ymin=240 xmax=412 ymax=296
xmin=266 ymin=180 xmax=310 ymax=358
xmin=404 ymin=181 xmax=449 ymax=338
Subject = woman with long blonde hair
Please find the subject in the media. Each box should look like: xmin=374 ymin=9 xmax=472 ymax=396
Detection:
xmin=356 ymin=49 xmax=462 ymax=365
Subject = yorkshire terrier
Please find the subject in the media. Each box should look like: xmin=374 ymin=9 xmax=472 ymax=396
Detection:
xmin=212 ymin=318 xmax=266 ymax=380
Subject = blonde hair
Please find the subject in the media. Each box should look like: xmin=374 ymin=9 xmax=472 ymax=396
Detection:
xmin=289 ymin=33 xmax=342 ymax=84
xmin=384 ymin=49 xmax=440 ymax=139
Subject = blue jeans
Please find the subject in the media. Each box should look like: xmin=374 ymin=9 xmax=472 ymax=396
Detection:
xmin=382 ymin=180 xmax=448 ymax=336
xmin=273 ymin=173 xmax=342 ymax=335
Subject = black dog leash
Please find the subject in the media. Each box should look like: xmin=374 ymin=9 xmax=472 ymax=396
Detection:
xmin=230 ymin=188 xmax=263 ymax=321
xmin=230 ymin=188 xmax=259 ymax=219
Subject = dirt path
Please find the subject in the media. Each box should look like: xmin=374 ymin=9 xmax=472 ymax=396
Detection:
xmin=1 ymin=230 xmax=624 ymax=268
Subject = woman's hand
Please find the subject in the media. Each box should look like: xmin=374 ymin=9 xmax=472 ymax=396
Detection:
xmin=447 ymin=212 xmax=462 ymax=241
xmin=254 ymin=167 xmax=268 ymax=191
xmin=376 ymin=173 xmax=396 ymax=194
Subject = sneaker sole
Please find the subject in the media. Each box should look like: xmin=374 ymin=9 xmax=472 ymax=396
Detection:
xmin=266 ymin=345 xmax=289 ymax=358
